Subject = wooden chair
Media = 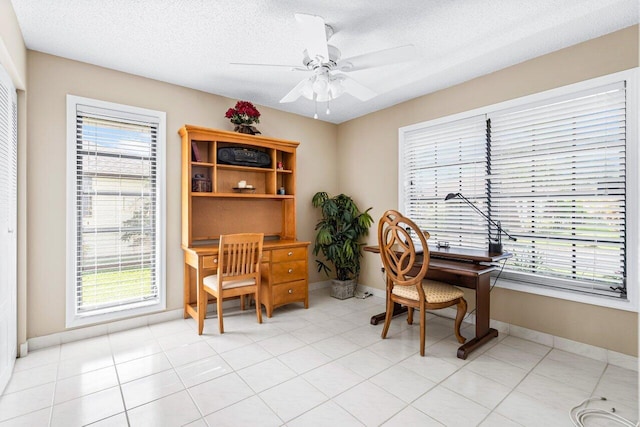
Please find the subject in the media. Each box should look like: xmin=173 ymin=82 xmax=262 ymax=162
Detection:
xmin=378 ymin=210 xmax=467 ymax=356
xmin=200 ymin=233 xmax=264 ymax=334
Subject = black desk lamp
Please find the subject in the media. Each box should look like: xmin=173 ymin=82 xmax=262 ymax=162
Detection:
xmin=444 ymin=192 xmax=516 ymax=254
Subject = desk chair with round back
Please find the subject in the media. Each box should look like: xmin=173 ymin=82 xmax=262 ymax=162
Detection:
xmin=378 ymin=210 xmax=467 ymax=356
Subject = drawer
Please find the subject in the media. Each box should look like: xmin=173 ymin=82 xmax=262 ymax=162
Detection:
xmin=204 ymin=251 xmax=269 ymax=269
xmin=202 ymin=256 xmax=218 ymax=269
xmin=271 ymin=247 xmax=306 ymax=262
xmin=272 ymin=280 xmax=307 ymax=306
xmin=271 ymin=260 xmax=306 ymax=282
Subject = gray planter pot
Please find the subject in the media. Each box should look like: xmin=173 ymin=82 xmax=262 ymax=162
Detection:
xmin=330 ymin=279 xmax=356 ymax=300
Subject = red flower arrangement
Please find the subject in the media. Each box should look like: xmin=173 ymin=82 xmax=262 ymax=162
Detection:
xmin=225 ymin=100 xmax=261 ymax=125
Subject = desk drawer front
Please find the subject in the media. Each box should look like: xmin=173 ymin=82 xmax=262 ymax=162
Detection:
xmin=272 ymin=260 xmax=306 ymax=282
xmin=203 ymin=256 xmax=218 ymax=269
xmin=203 ymin=253 xmax=271 ymax=269
xmin=272 ymin=280 xmax=307 ymax=305
xmin=271 ymin=247 xmax=306 ymax=262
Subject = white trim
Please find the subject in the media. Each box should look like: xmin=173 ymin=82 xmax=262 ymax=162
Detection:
xmin=66 ymin=95 xmax=167 ymax=328
xmin=494 ymin=277 xmax=637 ymax=312
xmin=399 ymin=68 xmax=639 ymax=312
xmin=28 ymin=308 xmax=183 ymax=351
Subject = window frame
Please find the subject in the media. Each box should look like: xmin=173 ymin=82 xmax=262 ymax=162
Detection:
xmin=66 ymin=95 xmax=167 ymax=327
xmin=399 ymin=69 xmax=638 ymax=312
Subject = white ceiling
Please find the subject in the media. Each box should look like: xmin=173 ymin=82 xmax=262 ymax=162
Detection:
xmin=10 ymin=0 xmax=639 ymax=124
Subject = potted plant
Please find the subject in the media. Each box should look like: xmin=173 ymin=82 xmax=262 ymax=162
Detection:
xmin=312 ymin=192 xmax=374 ymax=299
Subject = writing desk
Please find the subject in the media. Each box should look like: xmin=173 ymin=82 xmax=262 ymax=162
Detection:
xmin=364 ymin=245 xmax=511 ymax=359
xmin=183 ymin=240 xmax=310 ymax=334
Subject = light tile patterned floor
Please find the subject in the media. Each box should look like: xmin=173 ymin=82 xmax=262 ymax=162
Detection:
xmin=0 ymin=288 xmax=637 ymax=426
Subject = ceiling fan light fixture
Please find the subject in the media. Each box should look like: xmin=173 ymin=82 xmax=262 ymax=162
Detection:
xmin=328 ymin=77 xmax=345 ymax=99
xmin=301 ymin=78 xmax=315 ymax=100
xmin=315 ymin=91 xmax=331 ymax=102
xmin=312 ymin=74 xmax=329 ymax=95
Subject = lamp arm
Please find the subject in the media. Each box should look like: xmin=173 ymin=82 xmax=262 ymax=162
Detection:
xmin=451 ymin=193 xmax=517 ymax=242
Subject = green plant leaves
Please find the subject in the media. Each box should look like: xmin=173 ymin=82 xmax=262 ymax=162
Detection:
xmin=312 ymin=192 xmax=374 ymax=281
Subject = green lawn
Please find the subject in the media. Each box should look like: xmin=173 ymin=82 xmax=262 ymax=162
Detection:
xmin=81 ymin=268 xmax=153 ymax=307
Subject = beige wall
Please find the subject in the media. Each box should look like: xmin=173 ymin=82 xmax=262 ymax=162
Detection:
xmin=26 ymin=51 xmax=337 ymax=338
xmin=337 ymin=25 xmax=639 ymax=356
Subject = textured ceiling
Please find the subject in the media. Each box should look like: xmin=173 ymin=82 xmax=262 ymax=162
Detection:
xmin=10 ymin=0 xmax=639 ymax=124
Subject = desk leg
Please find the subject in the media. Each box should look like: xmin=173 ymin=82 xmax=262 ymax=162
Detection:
xmin=183 ymin=261 xmax=190 ymax=319
xmin=457 ymin=274 xmax=498 ymax=359
xmin=370 ymin=303 xmax=408 ymax=325
xmin=196 ymin=258 xmax=207 ymax=335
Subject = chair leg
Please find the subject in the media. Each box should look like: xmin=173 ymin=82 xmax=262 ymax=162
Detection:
xmin=197 ymin=289 xmax=206 ymax=335
xmin=407 ymin=307 xmax=414 ymax=325
xmin=454 ymin=297 xmax=467 ymax=344
xmin=419 ymin=304 xmax=426 ymax=356
xmin=381 ymin=294 xmax=394 ymax=339
xmin=240 ymin=295 xmax=245 ymax=311
xmin=255 ymin=290 xmax=262 ymax=324
xmin=217 ymin=295 xmax=224 ymax=334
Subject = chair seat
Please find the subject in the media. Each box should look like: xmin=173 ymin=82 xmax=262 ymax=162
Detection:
xmin=203 ymin=274 xmax=256 ymax=290
xmin=392 ymin=279 xmax=464 ymax=303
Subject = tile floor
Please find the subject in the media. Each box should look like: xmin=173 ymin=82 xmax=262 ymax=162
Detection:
xmin=0 ymin=288 xmax=637 ymax=426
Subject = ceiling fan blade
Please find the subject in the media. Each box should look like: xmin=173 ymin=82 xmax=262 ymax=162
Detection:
xmin=230 ymin=62 xmax=307 ymax=72
xmin=294 ymin=13 xmax=329 ymax=62
xmin=341 ymin=75 xmax=377 ymax=101
xmin=337 ymin=44 xmax=416 ymax=72
xmin=279 ymin=77 xmax=311 ymax=103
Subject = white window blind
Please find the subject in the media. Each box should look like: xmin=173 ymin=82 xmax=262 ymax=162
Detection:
xmin=399 ymin=74 xmax=632 ymax=303
xmin=67 ymin=96 xmax=166 ymax=326
xmin=491 ymin=83 xmax=626 ymax=297
xmin=400 ymin=115 xmax=488 ymax=248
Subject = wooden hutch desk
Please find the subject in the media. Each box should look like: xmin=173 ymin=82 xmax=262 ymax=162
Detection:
xmin=179 ymin=125 xmax=310 ymax=333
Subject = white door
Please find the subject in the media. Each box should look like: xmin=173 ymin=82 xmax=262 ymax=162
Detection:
xmin=0 ymin=64 xmax=18 ymax=394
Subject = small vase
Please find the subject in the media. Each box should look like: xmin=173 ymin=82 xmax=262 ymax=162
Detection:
xmin=233 ymin=124 xmax=261 ymax=135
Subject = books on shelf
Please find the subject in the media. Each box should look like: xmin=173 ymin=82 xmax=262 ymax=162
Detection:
xmin=191 ymin=141 xmax=201 ymax=162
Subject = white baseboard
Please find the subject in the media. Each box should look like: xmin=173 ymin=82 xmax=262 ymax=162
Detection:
xmin=27 ymin=308 xmax=184 ymax=351
xmin=353 ymin=282 xmax=638 ymax=372
xmin=25 ymin=282 xmax=638 ymax=372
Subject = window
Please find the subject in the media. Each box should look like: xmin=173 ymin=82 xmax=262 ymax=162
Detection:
xmin=399 ymin=70 xmax=637 ymax=310
xmin=66 ymin=95 xmax=166 ymax=327
xmin=401 ymin=115 xmax=488 ymax=249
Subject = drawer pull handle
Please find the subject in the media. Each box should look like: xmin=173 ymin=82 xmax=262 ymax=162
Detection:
xmin=288 ymin=268 xmax=293 ymax=273
xmin=288 ymin=289 xmax=293 ymax=294
xmin=288 ymin=251 xmax=293 ymax=256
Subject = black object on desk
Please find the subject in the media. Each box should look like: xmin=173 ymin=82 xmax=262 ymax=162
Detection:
xmin=444 ymin=193 xmax=517 ymax=254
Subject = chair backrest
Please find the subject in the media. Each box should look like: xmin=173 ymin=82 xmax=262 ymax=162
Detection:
xmin=218 ymin=233 xmax=264 ymax=281
xmin=378 ymin=210 xmax=430 ymax=288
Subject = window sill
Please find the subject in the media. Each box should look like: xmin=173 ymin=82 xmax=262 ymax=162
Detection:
xmin=66 ymin=300 xmax=166 ymax=328
xmin=493 ymin=277 xmax=637 ymax=313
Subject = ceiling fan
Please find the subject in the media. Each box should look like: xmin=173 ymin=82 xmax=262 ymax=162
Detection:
xmin=232 ymin=13 xmax=416 ymax=118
